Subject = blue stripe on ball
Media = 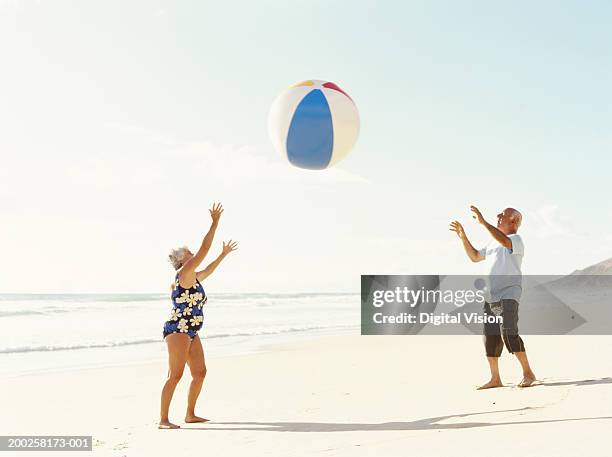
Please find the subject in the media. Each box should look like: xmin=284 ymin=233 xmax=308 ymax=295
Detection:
xmin=286 ymin=89 xmax=334 ymax=170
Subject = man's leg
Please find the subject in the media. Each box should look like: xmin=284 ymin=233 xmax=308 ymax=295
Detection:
xmin=515 ymin=351 xmax=536 ymax=387
xmin=479 ymin=302 xmax=504 ymax=389
xmin=501 ymin=300 xmax=536 ymax=387
xmin=479 ymin=354 xmax=503 ymax=389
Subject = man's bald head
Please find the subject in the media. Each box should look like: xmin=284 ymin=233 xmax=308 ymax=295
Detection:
xmin=496 ymin=207 xmax=522 ymax=234
xmin=507 ymin=208 xmax=522 ymax=228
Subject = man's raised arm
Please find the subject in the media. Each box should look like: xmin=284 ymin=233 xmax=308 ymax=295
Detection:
xmin=450 ymin=220 xmax=484 ymax=262
xmin=470 ymin=205 xmax=512 ymax=249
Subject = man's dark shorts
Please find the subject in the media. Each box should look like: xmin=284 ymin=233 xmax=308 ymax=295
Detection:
xmin=483 ymin=299 xmax=525 ymax=357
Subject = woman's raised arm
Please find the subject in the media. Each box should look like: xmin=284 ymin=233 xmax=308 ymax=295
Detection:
xmin=179 ymin=203 xmax=223 ymax=285
xmin=196 ymin=240 xmax=238 ymax=282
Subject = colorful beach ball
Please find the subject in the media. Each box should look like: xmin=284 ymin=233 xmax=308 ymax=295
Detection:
xmin=268 ymin=80 xmax=360 ymax=170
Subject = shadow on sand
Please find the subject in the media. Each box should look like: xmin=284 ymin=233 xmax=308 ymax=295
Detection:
xmin=184 ymin=409 xmax=612 ymax=432
xmin=181 ymin=378 xmax=612 ymax=433
xmin=537 ymin=377 xmax=612 ymax=388
xmin=185 ymin=413 xmax=612 ymax=432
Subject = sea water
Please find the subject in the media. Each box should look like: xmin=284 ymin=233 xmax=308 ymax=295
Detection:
xmin=0 ymin=293 xmax=359 ymax=377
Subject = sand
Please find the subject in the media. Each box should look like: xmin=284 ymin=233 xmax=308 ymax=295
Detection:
xmin=2 ymin=334 xmax=611 ymax=457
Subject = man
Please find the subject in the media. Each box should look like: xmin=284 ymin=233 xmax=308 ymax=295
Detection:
xmin=450 ymin=206 xmax=536 ymax=389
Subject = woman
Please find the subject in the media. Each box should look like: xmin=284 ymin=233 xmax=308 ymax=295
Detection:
xmin=159 ymin=202 xmax=238 ymax=429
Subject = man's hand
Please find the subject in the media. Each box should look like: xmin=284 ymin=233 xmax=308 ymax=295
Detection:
xmin=209 ymin=202 xmax=224 ymax=224
xmin=450 ymin=219 xmax=483 ymax=262
xmin=470 ymin=205 xmax=486 ymax=225
xmin=470 ymin=205 xmax=513 ymax=250
xmin=449 ymin=221 xmax=466 ymax=240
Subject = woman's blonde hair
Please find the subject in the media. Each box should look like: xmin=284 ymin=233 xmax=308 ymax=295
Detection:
xmin=168 ymin=246 xmax=189 ymax=270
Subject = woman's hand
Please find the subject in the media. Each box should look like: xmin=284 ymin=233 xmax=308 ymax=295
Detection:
xmin=195 ymin=240 xmax=238 ymax=281
xmin=222 ymin=240 xmax=238 ymax=255
xmin=210 ymin=202 xmax=224 ymax=224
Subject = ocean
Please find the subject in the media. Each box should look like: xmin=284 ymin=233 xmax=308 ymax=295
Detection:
xmin=0 ymin=292 xmax=359 ymax=377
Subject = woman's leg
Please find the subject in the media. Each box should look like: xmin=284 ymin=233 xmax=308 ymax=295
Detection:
xmin=185 ymin=334 xmax=208 ymax=422
xmin=159 ymin=333 xmax=191 ymax=429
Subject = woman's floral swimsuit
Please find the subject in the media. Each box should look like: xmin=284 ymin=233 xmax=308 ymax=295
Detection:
xmin=163 ymin=274 xmax=207 ymax=339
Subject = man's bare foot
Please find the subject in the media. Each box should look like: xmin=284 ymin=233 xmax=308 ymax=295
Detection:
xmin=518 ymin=373 xmax=536 ymax=388
xmin=185 ymin=415 xmax=210 ymax=423
xmin=158 ymin=420 xmax=180 ymax=429
xmin=477 ymin=378 xmax=503 ymax=390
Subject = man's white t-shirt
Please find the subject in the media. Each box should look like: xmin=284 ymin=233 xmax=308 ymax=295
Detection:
xmin=478 ymin=234 xmax=524 ymax=302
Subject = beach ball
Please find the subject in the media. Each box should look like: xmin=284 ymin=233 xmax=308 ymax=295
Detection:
xmin=268 ymin=80 xmax=360 ymax=170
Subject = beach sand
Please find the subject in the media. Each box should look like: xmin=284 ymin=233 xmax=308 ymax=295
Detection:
xmin=2 ymin=334 xmax=611 ymax=457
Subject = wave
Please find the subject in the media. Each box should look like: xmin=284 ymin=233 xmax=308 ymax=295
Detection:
xmin=0 ymin=324 xmax=357 ymax=354
xmin=0 ymin=308 xmax=122 ymax=318
xmin=0 ymin=293 xmax=356 ymax=302
xmin=0 ymin=310 xmax=42 ymax=317
xmin=0 ymin=338 xmax=162 ymax=354
xmin=0 ymin=294 xmax=168 ymax=303
xmin=0 ymin=293 xmax=358 ymax=316
xmin=215 ymin=292 xmax=357 ymax=300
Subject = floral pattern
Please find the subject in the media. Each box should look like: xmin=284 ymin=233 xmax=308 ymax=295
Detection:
xmin=189 ymin=315 xmax=203 ymax=326
xmin=177 ymin=318 xmax=189 ymax=333
xmin=197 ymin=296 xmax=207 ymax=310
xmin=186 ymin=293 xmax=201 ymax=307
xmin=163 ymin=275 xmax=207 ymax=339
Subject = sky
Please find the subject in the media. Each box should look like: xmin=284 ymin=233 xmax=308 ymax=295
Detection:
xmin=1 ymin=0 xmax=611 ymax=293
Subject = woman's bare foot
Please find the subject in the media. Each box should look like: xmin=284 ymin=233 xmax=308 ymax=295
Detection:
xmin=477 ymin=378 xmax=503 ymax=390
xmin=185 ymin=414 xmax=210 ymax=423
xmin=158 ymin=420 xmax=180 ymax=429
xmin=518 ymin=373 xmax=536 ymax=388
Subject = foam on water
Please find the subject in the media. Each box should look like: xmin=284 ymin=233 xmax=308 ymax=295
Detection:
xmin=0 ymin=293 xmax=359 ymax=375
